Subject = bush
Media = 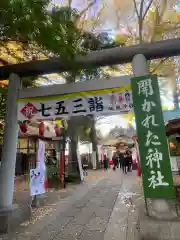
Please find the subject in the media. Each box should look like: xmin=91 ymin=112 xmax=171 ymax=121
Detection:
xmin=65 ymin=172 xmax=80 ymax=183
xmin=47 ymin=165 xmax=59 ymax=180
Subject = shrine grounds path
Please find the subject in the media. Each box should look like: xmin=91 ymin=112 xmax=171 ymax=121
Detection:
xmin=1 ymin=170 xmax=141 ymax=240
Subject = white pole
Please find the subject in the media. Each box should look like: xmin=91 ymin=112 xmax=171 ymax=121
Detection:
xmin=0 ymin=74 xmax=20 ymax=208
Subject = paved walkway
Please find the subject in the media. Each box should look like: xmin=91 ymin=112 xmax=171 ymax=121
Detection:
xmin=1 ymin=170 xmax=140 ymax=240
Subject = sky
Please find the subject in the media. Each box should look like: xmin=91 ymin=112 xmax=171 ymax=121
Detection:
xmin=96 ymin=115 xmax=129 ymax=136
xmin=176 ymin=1 xmax=180 ymax=10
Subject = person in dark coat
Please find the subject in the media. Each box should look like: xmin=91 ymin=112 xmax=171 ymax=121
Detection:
xmin=122 ymin=152 xmax=128 ymax=174
xmin=112 ymin=153 xmax=118 ymax=171
xmin=116 ymin=152 xmax=119 ymax=168
xmin=126 ymin=150 xmax=132 ymax=172
xmin=118 ymin=152 xmax=124 ymax=169
xmin=103 ymin=154 xmax=108 ymax=171
xmin=82 ymin=155 xmax=89 ymax=176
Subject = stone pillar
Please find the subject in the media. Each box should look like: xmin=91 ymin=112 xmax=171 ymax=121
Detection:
xmin=132 ymin=54 xmax=149 ymax=76
xmin=132 ymin=54 xmax=176 ymax=219
xmin=0 ymin=73 xmax=20 ymax=208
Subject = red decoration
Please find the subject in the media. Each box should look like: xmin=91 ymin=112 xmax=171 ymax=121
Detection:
xmin=132 ymin=161 xmax=137 ymax=170
xmin=39 ymin=122 xmax=45 ymax=137
xmin=132 ymin=136 xmax=138 ymax=142
xmin=137 ymin=163 xmax=142 ymax=177
xmin=20 ymin=103 xmax=38 ymax=119
xmin=19 ymin=122 xmax=28 ymax=133
xmin=54 ymin=124 xmax=61 ymax=137
xmin=44 ymin=178 xmax=48 ymax=190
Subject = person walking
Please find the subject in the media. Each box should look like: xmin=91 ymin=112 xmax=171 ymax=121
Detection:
xmin=82 ymin=155 xmax=88 ymax=176
xmin=127 ymin=150 xmax=132 ymax=172
xmin=118 ymin=152 xmax=124 ymax=169
xmin=122 ymin=152 xmax=128 ymax=174
xmin=103 ymin=154 xmax=108 ymax=171
xmin=112 ymin=153 xmax=118 ymax=171
xmin=116 ymin=153 xmax=119 ymax=168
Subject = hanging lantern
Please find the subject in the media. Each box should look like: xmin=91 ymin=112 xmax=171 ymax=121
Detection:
xmin=39 ymin=121 xmax=45 ymax=137
xmin=54 ymin=123 xmax=61 ymax=137
xmin=19 ymin=121 xmax=28 ymax=134
xmin=169 ymin=142 xmax=176 ymax=149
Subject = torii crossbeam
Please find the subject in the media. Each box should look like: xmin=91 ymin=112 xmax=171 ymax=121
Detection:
xmin=0 ymin=38 xmax=179 ymax=79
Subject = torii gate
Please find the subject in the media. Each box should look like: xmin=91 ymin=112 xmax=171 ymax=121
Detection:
xmin=0 ymin=38 xmax=180 ymax=225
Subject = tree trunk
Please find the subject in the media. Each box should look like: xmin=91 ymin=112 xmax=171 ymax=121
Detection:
xmin=66 ymin=75 xmax=80 ymax=174
xmin=67 ymin=116 xmax=79 ymax=173
xmin=173 ymin=79 xmax=179 ymax=109
xmin=89 ymin=115 xmax=99 ymax=169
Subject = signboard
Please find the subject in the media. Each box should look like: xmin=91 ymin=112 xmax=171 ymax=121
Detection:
xmin=17 ymin=86 xmax=133 ymax=121
xmin=131 ymin=75 xmax=175 ymax=199
xmin=30 ymin=168 xmax=46 ymax=196
xmin=30 ymin=139 xmax=47 ymax=196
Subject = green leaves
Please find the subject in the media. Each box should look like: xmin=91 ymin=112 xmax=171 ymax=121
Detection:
xmin=0 ymin=0 xmax=84 ymax=62
xmin=0 ymin=87 xmax=7 ymax=122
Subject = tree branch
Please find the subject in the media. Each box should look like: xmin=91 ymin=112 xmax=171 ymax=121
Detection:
xmin=140 ymin=0 xmax=145 ymax=19
xmin=142 ymin=0 xmax=154 ymax=20
xmin=159 ymin=0 xmax=167 ymax=20
xmin=91 ymin=4 xmax=105 ymax=32
xmin=77 ymin=0 xmax=97 ymax=21
xmin=132 ymin=0 xmax=140 ymax=18
xmin=133 ymin=0 xmax=145 ymax=43
xmin=150 ymin=6 xmax=159 ymax=42
xmin=126 ymin=24 xmax=134 ymax=38
xmin=151 ymin=57 xmax=168 ymax=74
xmin=67 ymin=0 xmax=72 ymax=7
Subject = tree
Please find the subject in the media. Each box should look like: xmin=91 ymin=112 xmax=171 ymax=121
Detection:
xmin=48 ymin=1 xmax=124 ymax=171
xmin=65 ymin=30 xmax=124 ymax=171
xmin=58 ymin=1 xmax=180 ymax=170
xmin=0 ymin=0 xmax=107 ymax=171
xmin=102 ymin=1 xmax=179 ymax=75
xmin=0 ymin=0 xmax=83 ymax=113
xmin=0 ymin=0 xmax=85 ymax=63
xmin=100 ymin=0 xmax=180 ymax=108
xmin=0 ymin=0 xmax=90 ymax=144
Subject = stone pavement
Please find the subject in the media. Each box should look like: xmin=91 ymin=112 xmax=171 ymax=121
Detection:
xmin=1 ymin=170 xmax=140 ymax=240
xmin=104 ymin=172 xmax=140 ymax=240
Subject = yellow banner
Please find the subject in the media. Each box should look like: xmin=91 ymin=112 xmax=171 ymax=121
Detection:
xmin=17 ymin=85 xmax=131 ymax=103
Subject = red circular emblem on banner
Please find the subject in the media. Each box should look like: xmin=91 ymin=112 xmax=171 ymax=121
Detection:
xmin=20 ymin=103 xmax=38 ymax=119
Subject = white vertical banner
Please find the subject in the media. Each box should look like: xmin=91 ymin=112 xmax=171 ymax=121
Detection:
xmin=30 ymin=139 xmax=46 ymax=196
xmin=36 ymin=139 xmax=46 ymax=170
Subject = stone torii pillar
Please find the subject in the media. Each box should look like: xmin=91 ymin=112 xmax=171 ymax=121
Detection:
xmin=0 ymin=74 xmax=30 ymax=233
xmin=0 ymin=73 xmax=20 ymax=208
xmin=132 ymin=54 xmax=174 ymax=219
